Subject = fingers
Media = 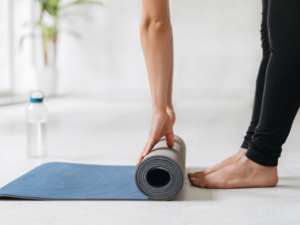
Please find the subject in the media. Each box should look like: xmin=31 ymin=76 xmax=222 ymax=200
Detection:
xmin=137 ymin=133 xmax=173 ymax=166
xmin=165 ymin=132 xmax=174 ymax=148
xmin=136 ymin=137 xmax=156 ymax=166
xmin=136 ymin=146 xmax=147 ymax=166
xmin=136 ymin=154 xmax=144 ymax=167
xmin=137 ymin=112 xmax=175 ymax=166
xmin=143 ymin=138 xmax=155 ymax=157
xmin=139 ymin=132 xmax=174 ymax=165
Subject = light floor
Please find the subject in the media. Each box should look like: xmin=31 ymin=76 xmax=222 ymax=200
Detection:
xmin=1 ymin=97 xmax=300 ymax=225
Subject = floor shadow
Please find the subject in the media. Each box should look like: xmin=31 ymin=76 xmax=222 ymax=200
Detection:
xmin=0 ymin=197 xmax=26 ymax=201
xmin=276 ymin=185 xmax=300 ymax=190
xmin=278 ymin=176 xmax=300 ymax=181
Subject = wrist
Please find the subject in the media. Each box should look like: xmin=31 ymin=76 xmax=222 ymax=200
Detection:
xmin=152 ymin=101 xmax=167 ymax=114
xmin=167 ymin=105 xmax=174 ymax=111
xmin=153 ymin=107 xmax=167 ymax=115
xmin=167 ymin=99 xmax=174 ymax=110
xmin=152 ymin=106 xmax=174 ymax=114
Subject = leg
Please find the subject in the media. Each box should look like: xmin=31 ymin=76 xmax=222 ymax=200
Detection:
xmin=188 ymin=0 xmax=270 ymax=177
xmin=241 ymin=0 xmax=271 ymax=150
xmin=191 ymin=0 xmax=300 ymax=188
xmin=246 ymin=0 xmax=300 ymax=166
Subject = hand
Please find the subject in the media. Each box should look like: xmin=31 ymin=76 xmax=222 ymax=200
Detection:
xmin=136 ymin=110 xmax=175 ymax=166
xmin=167 ymin=107 xmax=176 ymax=125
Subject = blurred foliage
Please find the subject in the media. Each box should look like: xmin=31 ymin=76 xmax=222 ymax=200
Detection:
xmin=24 ymin=0 xmax=103 ymax=66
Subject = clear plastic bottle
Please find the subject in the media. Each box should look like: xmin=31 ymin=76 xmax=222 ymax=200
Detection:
xmin=26 ymin=91 xmax=48 ymax=158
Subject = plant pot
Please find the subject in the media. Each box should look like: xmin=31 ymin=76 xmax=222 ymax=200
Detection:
xmin=35 ymin=66 xmax=58 ymax=97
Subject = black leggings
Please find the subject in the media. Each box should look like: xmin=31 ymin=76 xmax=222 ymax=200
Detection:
xmin=241 ymin=0 xmax=300 ymax=166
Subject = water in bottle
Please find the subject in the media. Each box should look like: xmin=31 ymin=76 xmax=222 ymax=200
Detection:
xmin=26 ymin=91 xmax=48 ymax=158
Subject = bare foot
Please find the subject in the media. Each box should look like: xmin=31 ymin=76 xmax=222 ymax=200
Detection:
xmin=188 ymin=148 xmax=247 ymax=177
xmin=189 ymin=156 xmax=278 ymax=189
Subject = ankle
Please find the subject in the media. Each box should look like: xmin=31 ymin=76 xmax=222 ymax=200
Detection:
xmin=242 ymin=156 xmax=278 ymax=170
xmin=234 ymin=148 xmax=247 ymax=160
xmin=152 ymin=109 xmax=168 ymax=119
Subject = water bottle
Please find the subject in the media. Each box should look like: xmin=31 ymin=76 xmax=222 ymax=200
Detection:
xmin=26 ymin=91 xmax=48 ymax=158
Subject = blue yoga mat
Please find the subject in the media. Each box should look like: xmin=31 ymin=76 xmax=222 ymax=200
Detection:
xmin=0 ymin=136 xmax=186 ymax=200
xmin=0 ymin=163 xmax=147 ymax=200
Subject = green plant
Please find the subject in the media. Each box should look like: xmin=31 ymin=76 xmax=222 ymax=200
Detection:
xmin=28 ymin=0 xmax=103 ymax=66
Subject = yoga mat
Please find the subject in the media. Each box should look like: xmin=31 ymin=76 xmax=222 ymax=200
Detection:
xmin=0 ymin=135 xmax=186 ymax=200
xmin=135 ymin=135 xmax=186 ymax=200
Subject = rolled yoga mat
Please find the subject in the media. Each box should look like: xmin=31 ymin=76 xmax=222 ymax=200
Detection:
xmin=135 ymin=135 xmax=186 ymax=200
xmin=0 ymin=135 xmax=186 ymax=201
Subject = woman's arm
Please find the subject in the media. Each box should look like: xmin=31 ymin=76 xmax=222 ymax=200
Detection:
xmin=167 ymin=15 xmax=175 ymax=125
xmin=136 ymin=0 xmax=175 ymax=166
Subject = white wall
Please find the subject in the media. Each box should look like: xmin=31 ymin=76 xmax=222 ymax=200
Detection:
xmin=17 ymin=0 xmax=263 ymax=100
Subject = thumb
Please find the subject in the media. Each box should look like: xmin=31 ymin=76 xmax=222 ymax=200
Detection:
xmin=166 ymin=132 xmax=174 ymax=148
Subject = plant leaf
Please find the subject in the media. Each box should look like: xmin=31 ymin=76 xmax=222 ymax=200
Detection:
xmin=46 ymin=0 xmax=60 ymax=16
xmin=35 ymin=0 xmax=60 ymax=17
xmin=35 ymin=22 xmax=57 ymax=42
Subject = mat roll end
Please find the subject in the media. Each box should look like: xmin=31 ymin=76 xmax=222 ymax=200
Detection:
xmin=135 ymin=135 xmax=186 ymax=200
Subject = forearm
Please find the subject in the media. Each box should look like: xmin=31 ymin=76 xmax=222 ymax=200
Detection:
xmin=167 ymin=27 xmax=174 ymax=111
xmin=140 ymin=0 xmax=173 ymax=113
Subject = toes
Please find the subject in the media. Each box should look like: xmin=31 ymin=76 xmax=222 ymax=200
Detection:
xmin=188 ymin=177 xmax=193 ymax=184
xmin=206 ymin=183 xmax=217 ymax=189
xmin=187 ymin=173 xmax=194 ymax=177
xmin=199 ymin=182 xmax=208 ymax=188
xmin=187 ymin=171 xmax=205 ymax=178
xmin=188 ymin=172 xmax=200 ymax=177
xmin=189 ymin=177 xmax=196 ymax=185
xmin=189 ymin=171 xmax=228 ymax=189
xmin=194 ymin=172 xmax=204 ymax=177
xmin=189 ymin=177 xmax=199 ymax=187
xmin=189 ymin=177 xmax=208 ymax=188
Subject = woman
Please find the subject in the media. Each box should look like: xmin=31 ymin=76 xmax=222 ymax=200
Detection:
xmin=137 ymin=0 xmax=300 ymax=189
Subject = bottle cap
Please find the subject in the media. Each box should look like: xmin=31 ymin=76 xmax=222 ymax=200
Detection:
xmin=30 ymin=91 xmax=44 ymax=103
